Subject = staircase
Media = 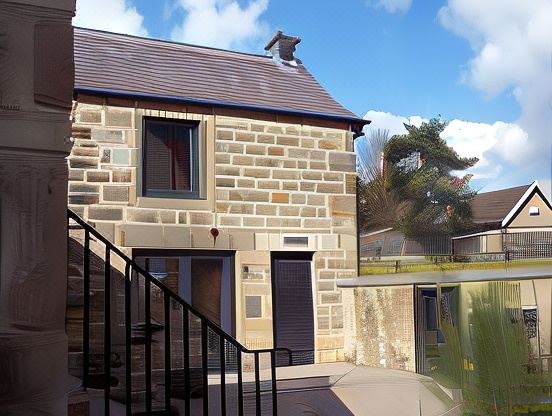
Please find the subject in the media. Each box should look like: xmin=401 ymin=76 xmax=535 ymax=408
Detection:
xmin=66 ymin=209 xmax=293 ymax=416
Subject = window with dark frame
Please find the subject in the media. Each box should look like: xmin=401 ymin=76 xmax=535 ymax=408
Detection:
xmin=142 ymin=118 xmax=200 ymax=198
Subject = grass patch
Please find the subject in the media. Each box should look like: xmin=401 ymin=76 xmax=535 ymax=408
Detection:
xmin=360 ymin=259 xmax=552 ymax=275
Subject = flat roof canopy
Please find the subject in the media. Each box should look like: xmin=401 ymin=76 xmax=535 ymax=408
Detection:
xmin=337 ymin=266 xmax=552 ymax=288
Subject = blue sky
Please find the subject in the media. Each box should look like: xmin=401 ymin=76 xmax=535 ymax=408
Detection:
xmin=121 ymin=0 xmax=519 ymax=124
xmin=74 ymin=0 xmax=552 ymax=194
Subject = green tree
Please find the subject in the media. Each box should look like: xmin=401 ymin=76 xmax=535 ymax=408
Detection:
xmin=384 ymin=118 xmax=478 ymax=237
xmin=357 ymin=129 xmax=405 ymax=233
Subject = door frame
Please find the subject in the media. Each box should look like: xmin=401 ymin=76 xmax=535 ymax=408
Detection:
xmin=270 ymin=251 xmax=315 ymax=362
xmin=133 ymin=249 xmax=236 ymax=336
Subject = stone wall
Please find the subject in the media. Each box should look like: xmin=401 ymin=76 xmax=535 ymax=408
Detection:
xmin=68 ymin=102 xmax=358 ymax=362
xmin=353 ymin=286 xmax=416 ymax=372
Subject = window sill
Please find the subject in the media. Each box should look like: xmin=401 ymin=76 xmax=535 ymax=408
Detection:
xmin=137 ymin=196 xmax=211 ymax=211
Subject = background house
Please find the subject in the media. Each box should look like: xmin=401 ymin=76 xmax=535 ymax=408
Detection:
xmin=360 ymin=181 xmax=552 ymax=261
xmin=67 ymin=27 xmax=367 ymax=367
xmin=453 ymin=181 xmax=552 ymax=259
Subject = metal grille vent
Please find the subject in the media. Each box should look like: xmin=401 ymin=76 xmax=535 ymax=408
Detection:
xmin=283 ymin=236 xmax=309 ymax=247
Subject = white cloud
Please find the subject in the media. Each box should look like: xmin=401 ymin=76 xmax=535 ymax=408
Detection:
xmin=363 ymin=110 xmax=531 ymax=186
xmin=73 ymin=0 xmax=148 ymax=37
xmin=171 ymin=0 xmax=270 ymax=52
xmin=367 ymin=0 xmax=412 ymax=14
xmin=437 ymin=0 xmax=552 ymax=188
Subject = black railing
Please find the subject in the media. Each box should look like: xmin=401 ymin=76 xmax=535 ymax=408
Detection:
xmin=68 ymin=209 xmax=294 ymax=415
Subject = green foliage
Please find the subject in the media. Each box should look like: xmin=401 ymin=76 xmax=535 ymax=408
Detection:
xmin=382 ymin=118 xmax=479 ymax=237
xmin=357 ymin=129 xmax=405 ymax=232
xmin=432 ymin=282 xmax=552 ymax=415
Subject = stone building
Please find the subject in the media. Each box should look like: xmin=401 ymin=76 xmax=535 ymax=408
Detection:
xmin=68 ymin=28 xmax=367 ymax=364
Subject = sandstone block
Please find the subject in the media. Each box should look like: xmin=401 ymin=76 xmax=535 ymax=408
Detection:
xmin=309 ymin=161 xmax=327 ymax=170
xmin=103 ymin=186 xmax=129 ymax=202
xmin=304 ymin=218 xmax=332 ymax=229
xmin=189 ymin=212 xmax=214 ymax=225
xmin=301 ymin=138 xmax=315 ymax=148
xmin=163 ymin=226 xmax=191 ymax=248
xmin=320 ymin=292 xmax=342 ymax=305
xmin=216 ymin=153 xmax=231 ymax=164
xmin=267 ymin=218 xmax=301 ymax=228
xmin=317 ymin=183 xmax=343 ymax=194
xmin=256 ymin=204 xmax=277 ymax=215
xmin=291 ymin=194 xmax=306 ymax=204
xmin=220 ymin=216 xmax=241 ymax=227
xmin=72 ymin=126 xmax=92 ymax=139
xmin=278 ymin=206 xmax=300 ymax=216
xmin=300 ymin=207 xmax=317 ymax=217
xmin=318 ymin=139 xmax=343 ymax=150
xmin=246 ymin=145 xmax=266 ymax=155
xmin=307 ymin=195 xmax=325 ymax=206
xmin=273 ymin=169 xmax=299 ymax=180
xmin=244 ymin=217 xmax=264 ymax=227
xmin=288 ymin=148 xmax=309 ymax=159
xmin=243 ymin=168 xmax=270 ymax=178
xmin=300 ymin=182 xmax=316 ymax=192
xmin=258 ymin=180 xmax=280 ymax=190
xmin=324 ymin=172 xmax=343 ymax=182
xmin=229 ymin=190 xmax=269 ymax=202
xmin=250 ymin=123 xmax=266 ymax=132
xmin=235 ymin=132 xmax=255 ymax=142
xmin=69 ymin=157 xmax=98 ymax=169
xmin=216 ymin=166 xmax=241 ymax=176
xmin=276 ymin=136 xmax=299 ymax=147
xmin=69 ymin=169 xmax=84 ymax=181
xmin=228 ymin=203 xmax=254 ymax=215
xmin=328 ymin=152 xmax=356 ymax=172
xmin=237 ymin=179 xmax=255 ymax=188
xmin=88 ymin=206 xmax=123 ymax=221
xmin=86 ymin=171 xmax=110 ymax=182
xmin=216 ymin=177 xmax=235 ymax=188
xmin=268 ymin=146 xmax=284 ymax=156
xmin=257 ymin=134 xmax=275 ymax=144
xmin=216 ymin=130 xmax=233 ymax=141
xmin=329 ymin=195 xmax=356 ymax=216
xmin=72 ymin=146 xmax=99 ymax=157
xmin=112 ymin=169 xmax=132 ymax=183
xmin=302 ymin=171 xmax=322 ymax=181
xmin=282 ymin=181 xmax=298 ymax=191
xmin=267 ymin=126 xmax=283 ymax=134
xmin=105 ymin=108 xmax=133 ymax=127
xmin=255 ymin=158 xmax=281 ymax=168
xmin=69 ymin=183 xmax=99 ymax=193
xmin=78 ymin=108 xmax=102 ymax=124
xmin=271 ymin=193 xmax=289 ymax=203
xmin=91 ymin=128 xmax=124 ymax=144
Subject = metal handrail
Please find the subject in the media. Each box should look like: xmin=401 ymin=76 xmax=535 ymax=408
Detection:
xmin=68 ymin=208 xmax=295 ymax=415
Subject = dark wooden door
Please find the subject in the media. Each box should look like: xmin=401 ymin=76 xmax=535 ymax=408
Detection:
xmin=273 ymin=257 xmax=315 ymax=365
xmin=191 ymin=258 xmax=223 ymax=326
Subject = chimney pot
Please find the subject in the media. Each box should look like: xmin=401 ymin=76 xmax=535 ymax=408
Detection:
xmin=264 ymin=30 xmax=301 ymax=63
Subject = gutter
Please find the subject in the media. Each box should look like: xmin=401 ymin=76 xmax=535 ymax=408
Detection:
xmin=74 ymin=86 xmax=370 ymax=128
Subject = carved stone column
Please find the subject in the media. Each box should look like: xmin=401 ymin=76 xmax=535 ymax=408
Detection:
xmin=0 ymin=1 xmax=75 ymax=414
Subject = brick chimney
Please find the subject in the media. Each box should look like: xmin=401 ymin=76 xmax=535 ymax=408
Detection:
xmin=264 ymin=31 xmax=301 ymax=63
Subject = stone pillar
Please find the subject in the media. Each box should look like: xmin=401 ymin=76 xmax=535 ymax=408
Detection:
xmin=0 ymin=0 xmax=75 ymax=414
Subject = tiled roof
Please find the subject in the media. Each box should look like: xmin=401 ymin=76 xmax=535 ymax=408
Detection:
xmin=470 ymin=184 xmax=531 ymax=224
xmin=74 ymin=28 xmax=363 ymax=124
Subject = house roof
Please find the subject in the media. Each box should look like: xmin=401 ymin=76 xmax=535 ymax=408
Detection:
xmin=73 ymin=28 xmax=365 ymax=126
xmin=470 ymin=184 xmax=531 ymax=225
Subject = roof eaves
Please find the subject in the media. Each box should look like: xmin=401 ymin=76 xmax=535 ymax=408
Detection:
xmin=501 ymin=181 xmax=538 ymax=227
xmin=74 ymin=86 xmax=369 ymax=126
